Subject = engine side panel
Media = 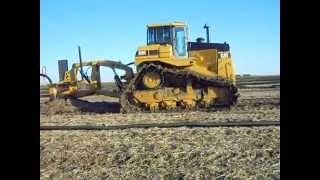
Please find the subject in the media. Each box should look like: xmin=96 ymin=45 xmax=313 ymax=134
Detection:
xmin=189 ymin=49 xmax=236 ymax=83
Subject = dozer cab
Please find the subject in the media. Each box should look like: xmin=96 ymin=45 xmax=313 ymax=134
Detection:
xmin=120 ymin=21 xmax=239 ymax=112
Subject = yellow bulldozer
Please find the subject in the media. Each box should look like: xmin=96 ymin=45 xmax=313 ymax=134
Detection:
xmin=45 ymin=21 xmax=239 ymax=112
xmin=120 ymin=21 xmax=238 ymax=112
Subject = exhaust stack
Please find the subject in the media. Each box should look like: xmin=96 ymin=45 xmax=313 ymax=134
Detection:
xmin=203 ymin=24 xmax=210 ymax=43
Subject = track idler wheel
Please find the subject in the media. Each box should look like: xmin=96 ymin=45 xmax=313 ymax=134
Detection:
xmin=142 ymin=70 xmax=162 ymax=89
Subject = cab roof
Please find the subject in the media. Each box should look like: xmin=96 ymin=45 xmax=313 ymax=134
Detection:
xmin=147 ymin=21 xmax=186 ymax=28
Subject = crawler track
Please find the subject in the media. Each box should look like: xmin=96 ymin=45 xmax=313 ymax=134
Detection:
xmin=120 ymin=63 xmax=239 ymax=113
xmin=40 ymin=120 xmax=279 ymax=131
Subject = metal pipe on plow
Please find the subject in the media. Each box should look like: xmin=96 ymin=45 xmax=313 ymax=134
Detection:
xmin=78 ymin=46 xmax=90 ymax=83
xmin=78 ymin=46 xmax=84 ymax=80
xmin=40 ymin=121 xmax=280 ymax=131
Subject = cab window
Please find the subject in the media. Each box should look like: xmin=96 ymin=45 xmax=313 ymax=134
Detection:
xmin=147 ymin=26 xmax=172 ymax=45
xmin=174 ymin=27 xmax=187 ymax=57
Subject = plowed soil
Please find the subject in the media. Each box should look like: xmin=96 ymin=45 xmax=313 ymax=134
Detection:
xmin=40 ymin=84 xmax=280 ymax=179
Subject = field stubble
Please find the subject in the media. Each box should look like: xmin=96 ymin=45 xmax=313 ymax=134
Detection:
xmin=41 ymin=127 xmax=280 ymax=179
xmin=40 ymin=81 xmax=280 ymax=179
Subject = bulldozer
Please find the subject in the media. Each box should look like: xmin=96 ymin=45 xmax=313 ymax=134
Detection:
xmin=120 ymin=21 xmax=238 ymax=112
xmin=44 ymin=21 xmax=239 ymax=113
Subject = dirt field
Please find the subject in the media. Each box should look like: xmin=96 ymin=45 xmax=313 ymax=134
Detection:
xmin=40 ymin=76 xmax=280 ymax=179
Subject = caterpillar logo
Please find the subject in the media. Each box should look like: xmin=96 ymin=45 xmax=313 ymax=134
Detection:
xmin=218 ymin=52 xmax=230 ymax=59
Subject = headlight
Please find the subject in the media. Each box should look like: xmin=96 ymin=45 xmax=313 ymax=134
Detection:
xmin=137 ymin=50 xmax=147 ymax=56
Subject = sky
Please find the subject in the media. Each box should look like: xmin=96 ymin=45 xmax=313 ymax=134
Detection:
xmin=40 ymin=0 xmax=279 ymax=82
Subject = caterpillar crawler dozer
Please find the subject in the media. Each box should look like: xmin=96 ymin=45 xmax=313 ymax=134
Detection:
xmin=120 ymin=21 xmax=239 ymax=112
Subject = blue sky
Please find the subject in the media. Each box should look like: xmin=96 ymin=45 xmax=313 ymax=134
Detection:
xmin=41 ymin=0 xmax=279 ymax=82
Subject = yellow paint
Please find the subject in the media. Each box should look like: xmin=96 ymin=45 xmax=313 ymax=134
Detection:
xmin=64 ymin=71 xmax=71 ymax=82
xmin=136 ymin=47 xmax=236 ymax=81
xmin=142 ymin=71 xmax=161 ymax=89
xmin=135 ymin=44 xmax=193 ymax=67
xmin=49 ymin=61 xmax=101 ymax=98
xmin=132 ymin=21 xmax=236 ymax=109
xmin=48 ymin=86 xmax=57 ymax=100
xmin=147 ymin=21 xmax=186 ymax=28
xmin=132 ymin=81 xmax=226 ymax=110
